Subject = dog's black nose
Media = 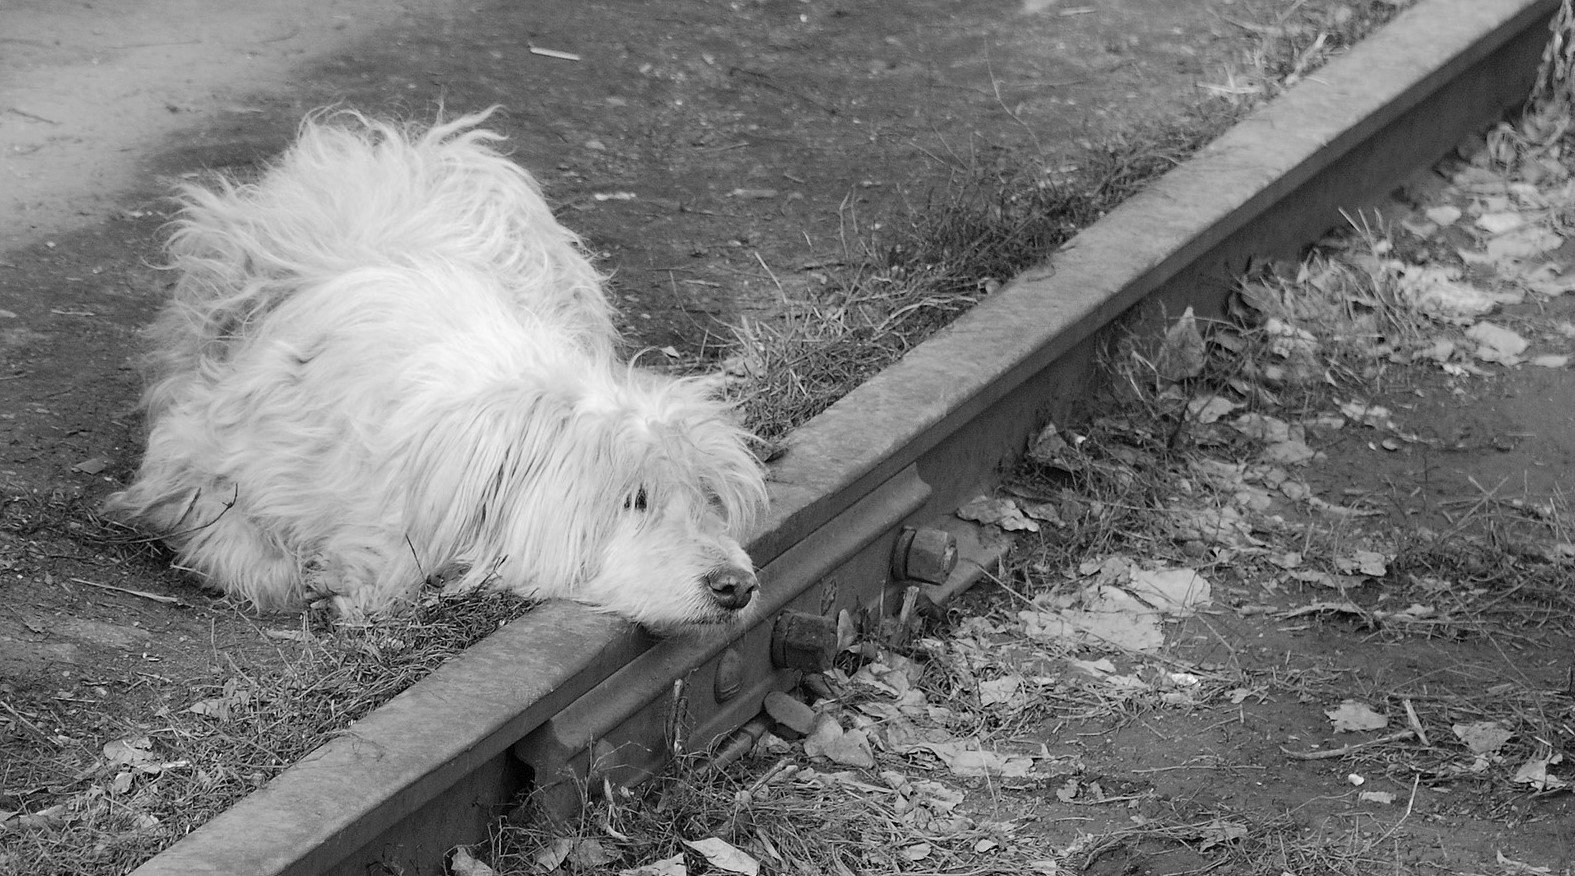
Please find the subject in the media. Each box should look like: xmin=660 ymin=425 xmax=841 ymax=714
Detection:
xmin=705 ymin=567 xmax=758 ymax=611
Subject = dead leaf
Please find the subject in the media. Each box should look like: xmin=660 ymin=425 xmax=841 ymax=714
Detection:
xmin=1019 ymin=607 xmax=1163 ymax=651
xmin=978 ymin=675 xmax=1024 ymax=709
xmin=1124 ymin=568 xmax=1212 ymax=615
xmin=103 ymin=737 xmax=157 ymax=769
xmin=1187 ymin=394 xmax=1239 ymax=424
xmin=803 ymin=716 xmax=876 ymax=769
xmin=921 ymin=743 xmax=1035 ymax=778
xmin=1338 ymin=400 xmax=1393 ymax=430
xmin=1168 ymin=505 xmax=1259 ymax=547
xmin=1268 ymin=551 xmax=1302 ymax=569
xmin=1475 ymin=211 xmax=1525 ymax=234
xmin=1395 ymin=264 xmax=1505 ymax=318
xmin=1452 ymin=721 xmax=1512 ymax=755
xmin=1197 ymin=818 xmax=1248 ymax=850
xmin=1510 ymin=753 xmax=1568 ymax=792
xmin=1232 ymin=412 xmax=1290 ymax=443
xmin=1155 ymin=306 xmax=1206 ymax=382
xmin=1466 ymin=321 xmax=1529 ymax=364
xmin=569 ymin=839 xmax=617 ymax=869
xmin=1263 ymin=317 xmax=1319 ymax=368
xmin=682 ymin=838 xmax=759 ymax=876
xmin=187 ymin=679 xmax=253 ymax=721
xmin=449 ymin=846 xmax=497 ymax=876
xmin=1026 ymin=422 xmax=1072 ymax=464
xmin=957 ymin=496 xmax=1039 ymax=532
xmin=619 ymin=853 xmax=687 ymax=876
xmin=1486 ymin=225 xmax=1562 ymax=262
xmin=1326 ymin=700 xmax=1388 ymax=733
xmin=1260 ymin=438 xmax=1316 ymax=465
xmin=532 ymin=838 xmax=574 ymax=872
xmin=1334 ymin=550 xmax=1388 ymax=577
xmin=1068 ymin=657 xmax=1117 ymax=677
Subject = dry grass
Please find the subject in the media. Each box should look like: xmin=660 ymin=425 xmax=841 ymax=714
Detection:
xmin=0 ymin=587 xmax=534 ymax=875
xmin=728 ymin=0 xmax=1406 ymax=440
xmin=493 ymin=751 xmax=1060 ymax=876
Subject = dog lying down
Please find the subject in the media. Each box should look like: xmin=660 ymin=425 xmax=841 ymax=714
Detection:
xmin=105 ymin=109 xmax=768 ymax=627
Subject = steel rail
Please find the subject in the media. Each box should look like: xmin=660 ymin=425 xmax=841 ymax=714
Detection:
xmin=130 ymin=0 xmax=1559 ymax=872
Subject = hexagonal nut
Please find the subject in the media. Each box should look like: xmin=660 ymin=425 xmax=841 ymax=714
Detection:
xmin=892 ymin=527 xmax=958 ymax=584
xmin=770 ymin=610 xmax=837 ymax=672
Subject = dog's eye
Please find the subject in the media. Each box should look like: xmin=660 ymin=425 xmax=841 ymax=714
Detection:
xmin=625 ymin=487 xmax=649 ymax=512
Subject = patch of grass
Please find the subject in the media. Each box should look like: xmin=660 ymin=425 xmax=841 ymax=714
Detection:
xmin=729 ymin=1 xmax=1407 ymax=440
xmin=0 ymin=590 xmax=535 ymax=875
xmin=493 ymin=731 xmax=1063 ymax=876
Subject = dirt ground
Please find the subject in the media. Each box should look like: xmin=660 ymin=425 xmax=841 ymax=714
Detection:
xmin=2 ymin=0 xmax=1571 ymax=873
xmin=0 ymin=0 xmax=1321 ymax=738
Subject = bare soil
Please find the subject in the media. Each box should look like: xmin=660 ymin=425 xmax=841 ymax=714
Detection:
xmin=3 ymin=0 xmax=1571 ymax=874
xmin=0 ymin=0 xmax=1313 ymax=729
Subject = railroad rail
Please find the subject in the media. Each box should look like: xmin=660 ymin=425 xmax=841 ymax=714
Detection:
xmin=129 ymin=0 xmax=1560 ymax=872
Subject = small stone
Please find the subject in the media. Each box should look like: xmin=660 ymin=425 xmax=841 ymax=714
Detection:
xmin=763 ymin=691 xmax=816 ymax=737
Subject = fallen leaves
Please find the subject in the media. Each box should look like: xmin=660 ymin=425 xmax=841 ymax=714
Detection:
xmin=681 ymin=837 xmax=759 ymax=875
xmin=957 ymin=495 xmax=1043 ymax=532
xmin=186 ymin=679 xmax=255 ymax=722
xmin=1016 ymin=560 xmax=1212 ymax=653
xmin=803 ymin=715 xmax=877 ymax=769
xmin=1465 ymin=320 xmax=1530 ymax=364
xmin=1325 ymin=700 xmax=1388 ymax=733
xmin=1511 ymin=753 xmax=1570 ymax=792
xmin=1452 ymin=720 xmax=1513 ymax=756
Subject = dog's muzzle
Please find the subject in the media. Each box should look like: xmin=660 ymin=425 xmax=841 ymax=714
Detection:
xmin=705 ymin=566 xmax=758 ymax=611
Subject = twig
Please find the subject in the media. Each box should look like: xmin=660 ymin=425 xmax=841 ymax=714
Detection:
xmin=0 ymin=698 xmax=51 ymax=740
xmin=1402 ymin=699 xmax=1431 ymax=748
xmin=7 ymin=106 xmax=59 ymax=125
xmin=528 ymin=46 xmax=582 ymax=62
xmin=754 ymin=250 xmax=786 ymax=298
xmin=70 ymin=577 xmax=187 ymax=606
xmin=1280 ymin=729 xmax=1415 ymax=760
xmin=744 ymin=757 xmax=797 ymax=799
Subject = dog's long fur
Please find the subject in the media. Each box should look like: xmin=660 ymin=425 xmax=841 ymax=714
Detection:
xmin=106 ymin=110 xmax=768 ymax=626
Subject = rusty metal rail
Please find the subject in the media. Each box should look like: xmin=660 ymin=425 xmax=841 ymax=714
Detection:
xmin=130 ymin=0 xmax=1559 ymax=872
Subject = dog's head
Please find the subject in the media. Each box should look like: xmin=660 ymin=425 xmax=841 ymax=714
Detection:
xmin=568 ymin=368 xmax=768 ymax=627
xmin=406 ymin=360 xmax=767 ymax=628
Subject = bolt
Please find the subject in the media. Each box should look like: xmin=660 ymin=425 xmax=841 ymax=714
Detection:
xmin=891 ymin=527 xmax=958 ymax=584
xmin=770 ymin=610 xmax=837 ymax=672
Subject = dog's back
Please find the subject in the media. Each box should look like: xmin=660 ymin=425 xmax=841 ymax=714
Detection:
xmin=141 ymin=109 xmax=614 ymax=420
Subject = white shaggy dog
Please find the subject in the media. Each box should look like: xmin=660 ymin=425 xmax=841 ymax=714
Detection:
xmin=106 ymin=110 xmax=768 ymax=627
